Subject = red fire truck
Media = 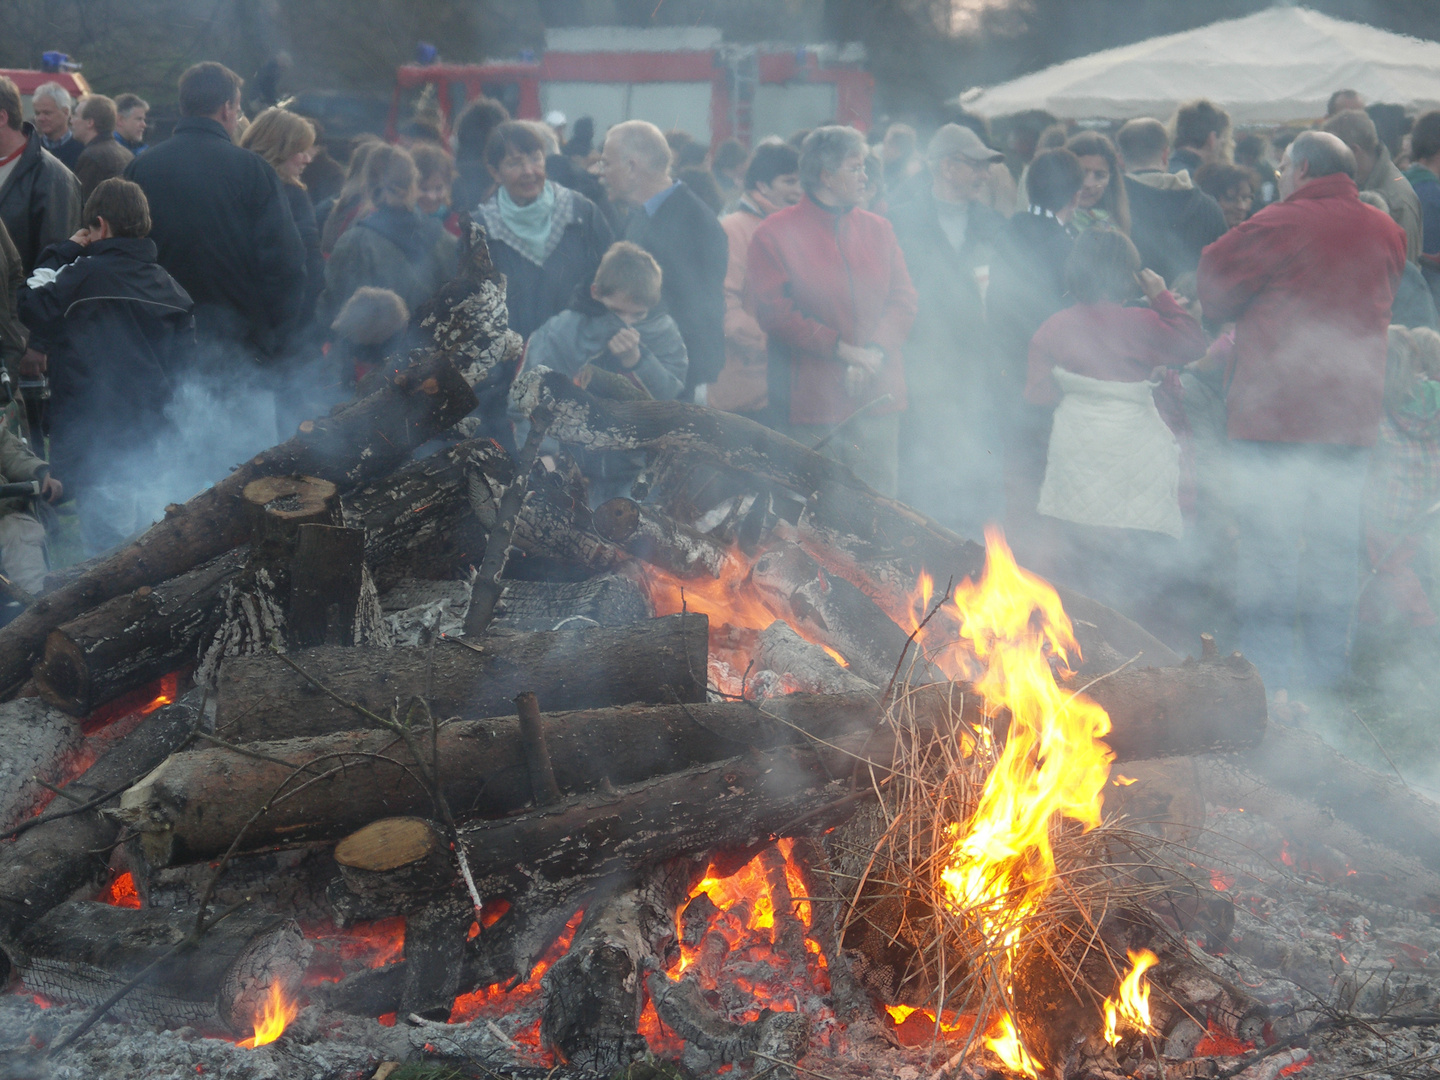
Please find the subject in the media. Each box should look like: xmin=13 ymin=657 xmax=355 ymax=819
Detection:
xmin=390 ymin=27 xmax=872 ymax=149
xmin=0 ymin=69 xmax=91 ymax=119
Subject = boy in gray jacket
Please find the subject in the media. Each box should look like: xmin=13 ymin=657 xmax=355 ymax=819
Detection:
xmin=520 ymin=241 xmax=688 ymax=400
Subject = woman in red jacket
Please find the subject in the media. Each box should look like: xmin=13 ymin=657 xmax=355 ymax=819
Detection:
xmin=747 ymin=126 xmax=918 ymax=496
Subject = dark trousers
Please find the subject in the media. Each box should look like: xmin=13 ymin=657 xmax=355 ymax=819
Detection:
xmin=1230 ymin=440 xmax=1367 ymax=692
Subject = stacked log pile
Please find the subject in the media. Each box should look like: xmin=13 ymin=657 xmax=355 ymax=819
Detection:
xmin=11 ymin=215 xmax=1423 ymax=1078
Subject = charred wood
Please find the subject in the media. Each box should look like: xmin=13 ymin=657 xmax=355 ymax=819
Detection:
xmin=0 ymin=349 xmax=477 ymax=696
xmin=592 ymin=497 xmax=731 ymax=579
xmin=0 ymin=696 xmax=85 ymax=830
xmin=33 ymin=550 xmax=245 ymax=716
xmin=5 ymin=900 xmax=309 ymax=1034
xmin=488 ymin=574 xmax=652 ymax=633
xmin=288 ymin=524 xmax=368 ymax=647
xmin=0 ymin=695 xmax=199 ymax=977
xmin=213 ymin=612 xmax=708 ymax=743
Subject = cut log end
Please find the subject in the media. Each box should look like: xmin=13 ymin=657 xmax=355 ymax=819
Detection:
xmin=335 ymin=817 xmax=445 ymax=875
xmin=32 ymin=629 xmax=87 ymax=716
xmin=242 ymin=476 xmax=339 ymax=522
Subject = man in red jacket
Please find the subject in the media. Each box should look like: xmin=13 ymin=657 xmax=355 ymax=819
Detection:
xmin=1198 ymin=130 xmax=1407 ymax=693
xmin=748 ymin=126 xmax=917 ymax=496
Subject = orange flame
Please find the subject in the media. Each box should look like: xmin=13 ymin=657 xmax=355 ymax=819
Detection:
xmin=1103 ymin=949 xmax=1158 ymax=1046
xmin=449 ymin=907 xmax=585 ymax=1025
xmin=821 ymin=644 xmax=849 ymax=668
xmin=237 ymin=982 xmax=298 ymax=1048
xmin=926 ymin=529 xmax=1115 ymax=1074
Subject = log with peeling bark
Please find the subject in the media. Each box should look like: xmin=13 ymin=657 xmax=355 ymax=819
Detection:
xmin=116 ymin=688 xmax=887 ymax=866
xmin=6 ymin=900 xmax=309 ymax=1034
xmin=32 ymin=550 xmax=246 ymax=716
xmin=120 ymin=658 xmax=1265 ymax=867
xmin=212 ymin=612 xmax=708 ymax=743
xmin=344 ymin=439 xmax=511 ymax=591
xmin=0 ymin=695 xmax=200 ymax=979
xmin=0 ymin=351 xmax=478 ymax=697
xmin=592 ymin=496 xmax=731 ymax=578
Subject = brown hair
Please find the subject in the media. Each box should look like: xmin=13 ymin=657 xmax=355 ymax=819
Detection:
xmin=0 ymin=78 xmax=20 ymax=132
xmin=84 ymin=178 xmax=151 ymax=238
xmin=1064 ymin=226 xmax=1141 ymax=305
xmin=179 ymin=61 xmax=243 ymax=118
xmin=593 ymin=241 xmax=662 ymax=309
xmin=1065 ymin=130 xmax=1131 ymax=234
xmin=78 ymin=95 xmax=118 ymax=139
xmin=240 ymin=107 xmax=316 ymax=185
xmin=484 ymin=120 xmax=546 ymax=172
xmin=412 ymin=143 xmax=457 ymax=186
xmin=365 ymin=144 xmax=419 ymax=208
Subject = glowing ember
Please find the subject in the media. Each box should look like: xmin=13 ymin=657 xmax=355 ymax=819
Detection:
xmin=99 ymin=871 xmax=141 ymax=909
xmin=1102 ymin=949 xmax=1158 ymax=1046
xmin=821 ymin=644 xmax=849 ymax=668
xmin=237 ymin=982 xmax=298 ymax=1049
xmin=449 ymin=907 xmax=585 ymax=1026
xmin=925 ymin=529 xmax=1115 ymax=1073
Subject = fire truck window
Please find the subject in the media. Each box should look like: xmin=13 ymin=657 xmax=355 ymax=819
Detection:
xmin=628 ymin=83 xmax=711 ymax=145
xmin=751 ymin=83 xmax=837 ymax=144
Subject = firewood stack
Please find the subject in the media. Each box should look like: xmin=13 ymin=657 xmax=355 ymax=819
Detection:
xmin=9 ymin=216 xmax=1431 ymax=1079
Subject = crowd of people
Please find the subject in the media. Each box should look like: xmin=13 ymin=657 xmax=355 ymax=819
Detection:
xmin=0 ymin=58 xmax=1434 ymax=701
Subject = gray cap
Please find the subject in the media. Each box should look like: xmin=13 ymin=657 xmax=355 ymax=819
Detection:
xmin=928 ymin=123 xmax=1004 ymax=164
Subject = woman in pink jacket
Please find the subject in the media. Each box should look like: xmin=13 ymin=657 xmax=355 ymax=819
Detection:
xmin=748 ymin=126 xmax=917 ymax=496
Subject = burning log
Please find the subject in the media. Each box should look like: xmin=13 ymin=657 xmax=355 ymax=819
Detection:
xmin=751 ymin=620 xmax=878 ymax=695
xmin=541 ymin=868 xmax=688 ymax=1071
xmin=33 ymin=550 xmax=244 ymax=716
xmin=512 ymin=487 xmax=629 ymax=574
xmin=0 ymin=349 xmax=478 ymax=696
xmin=0 ymin=697 xmax=85 ymax=830
xmin=489 ymin=574 xmax=653 ymax=632
xmin=212 ymin=612 xmax=708 ymax=743
xmin=0 ymin=696 xmax=200 ymax=976
xmin=750 ymin=542 xmax=926 ymax=687
xmin=6 ymin=900 xmax=309 ymax=1035
xmin=592 ymin=496 xmax=731 ymax=579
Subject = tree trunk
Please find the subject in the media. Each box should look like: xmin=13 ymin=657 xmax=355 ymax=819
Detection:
xmin=212 ymin=612 xmax=709 ymax=743
xmin=116 ymin=689 xmax=887 ymax=867
xmin=287 ymin=524 xmax=368 ymax=647
xmin=0 ymin=350 xmax=478 ymax=696
xmin=0 ymin=695 xmax=200 ymax=977
xmin=6 ymin=900 xmax=309 ymax=1036
xmin=33 ymin=550 xmax=246 ymax=716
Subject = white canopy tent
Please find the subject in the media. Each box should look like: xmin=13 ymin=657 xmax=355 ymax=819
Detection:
xmin=961 ymin=5 xmax=1440 ymax=123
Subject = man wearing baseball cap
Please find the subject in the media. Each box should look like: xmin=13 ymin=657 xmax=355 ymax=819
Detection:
xmin=888 ymin=124 xmax=1007 ymax=538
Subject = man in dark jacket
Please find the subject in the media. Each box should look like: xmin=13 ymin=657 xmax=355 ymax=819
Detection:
xmin=125 ymin=61 xmax=304 ymax=366
xmin=1117 ymin=118 xmax=1226 ymax=283
xmin=1198 ymin=131 xmax=1407 ymax=693
xmin=31 ymin=83 xmax=82 ymax=173
xmin=889 ymin=124 xmax=1007 ymax=536
xmin=19 ymin=178 xmax=194 ymax=555
xmin=0 ymin=78 xmax=82 ymax=276
xmin=987 ymin=148 xmax=1083 ymax=561
xmin=71 ymin=95 xmax=134 ymax=201
xmin=601 ymin=120 xmax=727 ymax=402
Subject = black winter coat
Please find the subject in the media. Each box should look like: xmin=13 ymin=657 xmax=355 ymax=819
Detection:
xmin=987 ymin=210 xmax=1075 ymax=402
xmin=1123 ymin=173 xmax=1227 ymax=283
xmin=623 ymin=183 xmax=728 ymax=392
xmin=0 ymin=124 xmax=82 ymax=275
xmin=477 ymin=183 xmax=613 ymax=342
xmin=283 ymin=181 xmax=324 ymax=340
xmin=19 ymin=237 xmax=194 ymax=470
xmin=125 ymin=117 xmax=304 ymax=356
xmin=888 ymin=189 xmax=1004 ymax=407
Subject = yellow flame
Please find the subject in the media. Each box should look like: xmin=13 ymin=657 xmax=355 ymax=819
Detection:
xmin=237 ymin=982 xmax=298 ymax=1049
xmin=986 ymin=1012 xmax=1041 ymax=1077
xmin=1103 ymin=949 xmax=1158 ymax=1046
xmin=1112 ymin=774 xmax=1138 ymax=786
xmin=929 ymin=528 xmax=1115 ymax=1074
xmin=821 ymin=644 xmax=850 ymax=668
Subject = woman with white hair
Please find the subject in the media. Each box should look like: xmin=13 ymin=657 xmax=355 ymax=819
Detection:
xmin=747 ymin=125 xmax=917 ymax=496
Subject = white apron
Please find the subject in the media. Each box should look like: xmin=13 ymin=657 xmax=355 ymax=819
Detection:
xmin=1037 ymin=369 xmax=1182 ymax=538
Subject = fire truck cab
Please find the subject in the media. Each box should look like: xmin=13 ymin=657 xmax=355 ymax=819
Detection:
xmin=391 ymin=27 xmax=871 ymax=149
